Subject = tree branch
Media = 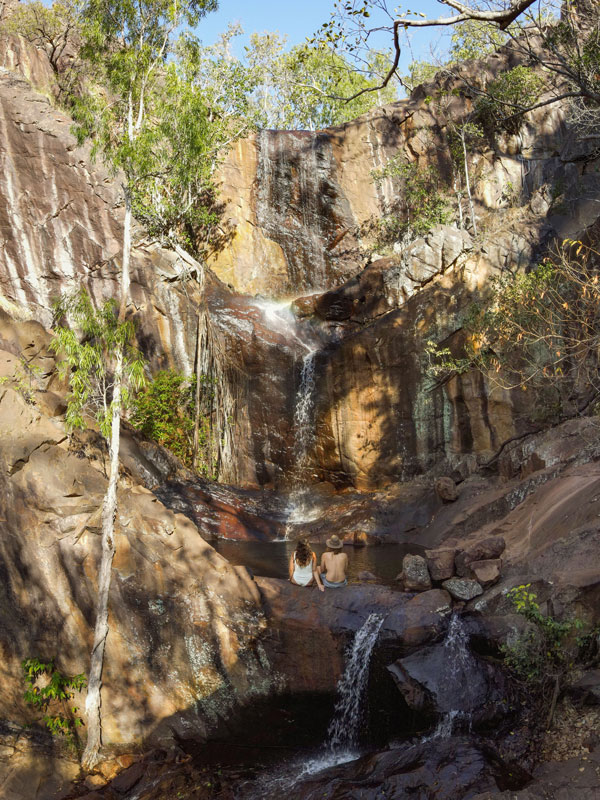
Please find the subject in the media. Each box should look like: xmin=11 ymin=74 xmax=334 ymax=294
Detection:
xmin=397 ymin=0 xmax=537 ymax=30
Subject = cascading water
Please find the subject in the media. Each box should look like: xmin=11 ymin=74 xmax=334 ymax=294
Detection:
xmin=243 ymin=613 xmax=385 ymax=798
xmin=246 ymin=296 xmax=322 ymax=534
xmin=326 ymin=613 xmax=385 ymax=753
xmin=428 ymin=613 xmax=477 ymax=739
xmin=285 ymin=349 xmax=320 ymax=532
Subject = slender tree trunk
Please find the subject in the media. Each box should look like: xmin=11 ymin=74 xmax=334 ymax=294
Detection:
xmin=120 ymin=190 xmax=132 ymax=321
xmin=192 ymin=312 xmax=202 ymax=470
xmin=81 ymin=347 xmax=123 ymax=770
xmin=454 ymin=173 xmax=464 ymax=229
xmin=461 ymin=129 xmax=477 ymax=235
xmin=82 ymin=175 xmax=132 ymax=770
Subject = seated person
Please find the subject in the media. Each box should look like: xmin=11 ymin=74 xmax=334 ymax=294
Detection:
xmin=289 ymin=538 xmax=324 ymax=592
xmin=319 ymin=535 xmax=348 ymax=588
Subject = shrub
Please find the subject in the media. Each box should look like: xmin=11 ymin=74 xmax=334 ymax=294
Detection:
xmin=426 ymin=239 xmax=600 ymax=423
xmin=476 ymin=65 xmax=545 ymax=135
xmin=370 ymin=158 xmax=452 ymax=248
xmin=130 ymin=369 xmax=216 ymax=475
xmin=500 ymin=584 xmax=594 ymax=729
xmin=22 ymin=658 xmax=86 ymax=744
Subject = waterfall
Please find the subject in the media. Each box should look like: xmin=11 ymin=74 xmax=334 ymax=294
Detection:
xmin=428 ymin=614 xmax=477 ymax=739
xmin=326 ymin=613 xmax=385 ymax=753
xmin=294 ymin=351 xmax=317 ymax=471
xmin=243 ymin=614 xmax=384 ymax=798
xmin=285 ymin=349 xmax=320 ymax=532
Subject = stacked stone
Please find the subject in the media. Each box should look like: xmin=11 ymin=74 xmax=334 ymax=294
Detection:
xmin=396 ymin=535 xmax=506 ymax=601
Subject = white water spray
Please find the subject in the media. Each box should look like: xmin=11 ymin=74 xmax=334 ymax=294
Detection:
xmin=326 ymin=613 xmax=385 ymax=753
xmin=285 ymin=349 xmax=321 ymax=532
xmin=244 ymin=614 xmax=385 ymax=798
xmin=428 ymin=614 xmax=476 ymax=739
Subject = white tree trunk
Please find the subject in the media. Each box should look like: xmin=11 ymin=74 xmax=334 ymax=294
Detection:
xmin=82 ymin=174 xmax=131 ymax=769
xmin=81 ymin=346 xmax=123 ymax=770
xmin=192 ymin=313 xmax=202 ymax=471
xmin=461 ymin=130 xmax=477 ymax=235
xmin=120 ymin=191 xmax=132 ymax=320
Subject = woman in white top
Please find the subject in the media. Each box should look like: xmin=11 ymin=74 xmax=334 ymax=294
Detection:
xmin=289 ymin=539 xmax=324 ymax=592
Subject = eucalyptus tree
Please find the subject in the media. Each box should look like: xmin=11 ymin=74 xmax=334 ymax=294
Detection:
xmin=68 ymin=0 xmax=218 ymax=770
xmin=245 ymin=31 xmax=398 ymax=130
xmin=0 ymin=0 xmax=83 ymax=99
xmin=319 ymin=1 xmax=599 ymax=113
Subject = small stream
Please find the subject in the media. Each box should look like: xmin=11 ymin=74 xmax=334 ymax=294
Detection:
xmin=213 ymin=540 xmax=426 ymax=587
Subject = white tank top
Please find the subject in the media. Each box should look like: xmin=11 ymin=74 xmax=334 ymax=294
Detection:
xmin=293 ymin=556 xmax=314 ymax=586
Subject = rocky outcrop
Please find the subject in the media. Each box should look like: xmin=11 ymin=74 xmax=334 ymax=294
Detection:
xmin=0 ymin=366 xmax=274 ymax=756
xmin=255 ymin=579 xmax=452 ymax=695
xmin=293 ymin=737 xmax=513 ymax=800
xmin=2 ymin=35 xmax=600 ymax=493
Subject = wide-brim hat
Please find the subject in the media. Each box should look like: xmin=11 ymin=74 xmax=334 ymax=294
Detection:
xmin=326 ymin=535 xmax=343 ymax=549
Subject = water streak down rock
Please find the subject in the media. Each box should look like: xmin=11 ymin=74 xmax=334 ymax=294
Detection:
xmin=327 ymin=613 xmax=385 ymax=753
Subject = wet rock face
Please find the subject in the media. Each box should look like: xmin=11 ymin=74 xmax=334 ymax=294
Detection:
xmin=253 ymin=130 xmax=359 ymax=293
xmin=254 ymin=578 xmax=452 ymax=696
xmin=294 ymin=737 xmax=503 ymax=800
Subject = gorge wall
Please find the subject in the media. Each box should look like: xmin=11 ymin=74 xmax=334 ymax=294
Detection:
xmin=1 ymin=27 xmax=600 ymax=494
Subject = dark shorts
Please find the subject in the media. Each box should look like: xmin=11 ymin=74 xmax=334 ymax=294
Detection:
xmin=322 ymin=576 xmax=348 ymax=588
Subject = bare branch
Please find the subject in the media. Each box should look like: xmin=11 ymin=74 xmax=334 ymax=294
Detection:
xmin=396 ymin=0 xmax=537 ymax=30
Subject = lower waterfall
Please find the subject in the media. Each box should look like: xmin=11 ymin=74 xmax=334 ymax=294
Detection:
xmin=243 ymin=613 xmax=385 ymax=798
xmin=427 ymin=613 xmax=477 ymax=740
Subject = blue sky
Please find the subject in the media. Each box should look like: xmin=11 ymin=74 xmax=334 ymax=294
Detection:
xmin=197 ymin=1 xmax=452 ymax=70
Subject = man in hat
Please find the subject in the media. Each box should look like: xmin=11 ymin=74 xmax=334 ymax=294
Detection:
xmin=319 ymin=535 xmax=348 ymax=588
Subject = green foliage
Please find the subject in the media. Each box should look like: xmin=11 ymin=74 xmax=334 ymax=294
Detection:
xmin=1 ymin=0 xmax=83 ymax=100
xmin=245 ymin=32 xmax=398 ymax=130
xmin=22 ymin=657 xmax=86 ymax=743
xmin=502 ymin=585 xmax=581 ymax=686
xmin=476 ymin=65 xmax=545 ymax=135
xmin=401 ymin=59 xmax=439 ymax=92
xmin=0 ymin=358 xmax=42 ymax=404
xmin=131 ymin=370 xmax=216 ymax=475
xmin=370 ymin=157 xmax=451 ymax=247
xmin=50 ymin=289 xmax=146 ymax=438
xmin=66 ymin=0 xmax=222 ymax=254
xmin=425 ymin=239 xmax=600 ymax=420
xmin=449 ymin=19 xmax=509 ymax=63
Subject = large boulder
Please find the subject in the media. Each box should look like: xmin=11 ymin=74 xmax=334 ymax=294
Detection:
xmin=387 ymin=614 xmax=508 ymax=733
xmin=294 ymin=737 xmax=504 ymax=800
xmin=400 ymin=554 xmax=432 ymax=592
xmin=443 ymin=577 xmax=484 ymax=601
xmin=455 ymin=536 xmax=506 ymax=577
xmin=425 ymin=548 xmax=457 ymax=581
xmin=471 ymin=559 xmax=502 ymax=587
xmin=435 ymin=476 xmax=460 ymax=502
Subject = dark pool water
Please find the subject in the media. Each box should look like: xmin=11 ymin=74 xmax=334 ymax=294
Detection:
xmin=213 ymin=540 xmax=426 ymax=587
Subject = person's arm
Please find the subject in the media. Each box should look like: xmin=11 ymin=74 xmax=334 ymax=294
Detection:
xmin=289 ymin=553 xmax=295 ymax=581
xmin=320 ymin=552 xmax=328 ymax=575
xmin=313 ymin=553 xmax=324 ymax=592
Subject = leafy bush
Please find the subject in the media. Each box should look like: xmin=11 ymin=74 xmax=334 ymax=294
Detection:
xmin=22 ymin=658 xmax=86 ymax=744
xmin=476 ymin=65 xmax=545 ymax=135
xmin=502 ymin=585 xmax=580 ymax=685
xmin=426 ymin=240 xmax=600 ymax=423
xmin=370 ymin=158 xmax=452 ymax=248
xmin=500 ymin=584 xmax=590 ymax=727
xmin=130 ymin=370 xmax=216 ymax=475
